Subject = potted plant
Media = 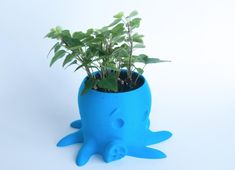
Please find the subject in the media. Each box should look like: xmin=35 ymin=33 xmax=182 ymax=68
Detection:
xmin=46 ymin=10 xmax=172 ymax=166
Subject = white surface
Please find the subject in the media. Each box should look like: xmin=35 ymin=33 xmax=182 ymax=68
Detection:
xmin=0 ymin=0 xmax=235 ymax=170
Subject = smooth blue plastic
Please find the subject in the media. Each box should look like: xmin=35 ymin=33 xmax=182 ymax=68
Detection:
xmin=57 ymin=72 xmax=172 ymax=166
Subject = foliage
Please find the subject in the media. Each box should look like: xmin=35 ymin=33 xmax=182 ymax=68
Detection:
xmin=45 ymin=11 xmax=170 ymax=95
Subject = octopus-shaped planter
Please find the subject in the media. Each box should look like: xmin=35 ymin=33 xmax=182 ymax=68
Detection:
xmin=57 ymin=72 xmax=172 ymax=166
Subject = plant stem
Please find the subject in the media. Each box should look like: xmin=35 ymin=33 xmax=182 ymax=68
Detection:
xmin=134 ymin=64 xmax=146 ymax=85
xmin=85 ymin=66 xmax=92 ymax=78
xmin=126 ymin=22 xmax=133 ymax=82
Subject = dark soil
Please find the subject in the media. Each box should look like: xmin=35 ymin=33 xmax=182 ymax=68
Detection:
xmin=93 ymin=70 xmax=145 ymax=93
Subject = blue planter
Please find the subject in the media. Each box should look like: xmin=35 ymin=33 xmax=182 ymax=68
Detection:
xmin=57 ymin=71 xmax=172 ymax=166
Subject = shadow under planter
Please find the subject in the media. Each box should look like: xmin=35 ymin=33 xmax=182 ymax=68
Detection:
xmin=57 ymin=71 xmax=172 ymax=166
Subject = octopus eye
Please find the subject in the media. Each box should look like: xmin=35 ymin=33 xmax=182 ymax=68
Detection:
xmin=112 ymin=118 xmax=125 ymax=129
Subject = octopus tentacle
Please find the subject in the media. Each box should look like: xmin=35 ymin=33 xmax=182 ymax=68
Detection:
xmin=144 ymin=130 xmax=172 ymax=146
xmin=128 ymin=146 xmax=166 ymax=159
xmin=70 ymin=120 xmax=82 ymax=129
xmin=57 ymin=130 xmax=83 ymax=147
xmin=103 ymin=140 xmax=127 ymax=163
xmin=76 ymin=141 xmax=95 ymax=166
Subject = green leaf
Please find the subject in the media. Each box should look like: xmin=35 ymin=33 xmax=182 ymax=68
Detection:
xmin=63 ymin=53 xmax=76 ymax=67
xmin=112 ymin=35 xmax=125 ymax=44
xmin=69 ymin=45 xmax=82 ymax=51
xmin=134 ymin=54 xmax=170 ymax=64
xmin=129 ymin=10 xmax=138 ymax=18
xmin=98 ymin=26 xmax=109 ymax=33
xmin=136 ymin=68 xmax=144 ymax=74
xmin=86 ymin=28 xmax=94 ymax=35
xmin=95 ymin=28 xmax=110 ymax=38
xmin=145 ymin=58 xmax=171 ymax=64
xmin=50 ymin=50 xmax=66 ymax=67
xmin=47 ymin=42 xmax=60 ymax=57
xmin=61 ymin=30 xmax=71 ymax=38
xmin=133 ymin=54 xmax=147 ymax=62
xmin=73 ymin=31 xmax=86 ymax=40
xmin=45 ymin=26 xmax=62 ymax=39
xmin=54 ymin=43 xmax=61 ymax=53
xmin=112 ymin=48 xmax=129 ymax=58
xmin=55 ymin=26 xmax=62 ymax=32
xmin=133 ymin=43 xmax=145 ymax=48
xmin=74 ymin=64 xmax=84 ymax=72
xmin=83 ymin=35 xmax=94 ymax=44
xmin=63 ymin=36 xmax=84 ymax=47
xmin=119 ymin=48 xmax=129 ymax=58
xmin=133 ymin=54 xmax=147 ymax=63
xmin=78 ymin=55 xmax=99 ymax=68
xmin=111 ymin=23 xmax=124 ymax=36
xmin=104 ymin=65 xmax=119 ymax=71
xmin=132 ymin=33 xmax=144 ymax=43
xmin=81 ymin=78 xmax=97 ymax=95
xmin=65 ymin=60 xmax=77 ymax=69
xmin=114 ymin=12 xmax=124 ymax=19
xmin=45 ymin=31 xmax=55 ymax=38
xmin=130 ymin=18 xmax=141 ymax=29
xmin=108 ymin=18 xmax=122 ymax=27
xmin=97 ymin=74 xmax=118 ymax=91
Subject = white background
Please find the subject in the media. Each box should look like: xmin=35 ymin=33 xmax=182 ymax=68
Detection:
xmin=0 ymin=0 xmax=235 ymax=170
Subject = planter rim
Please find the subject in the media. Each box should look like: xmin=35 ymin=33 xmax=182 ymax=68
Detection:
xmin=81 ymin=70 xmax=147 ymax=95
